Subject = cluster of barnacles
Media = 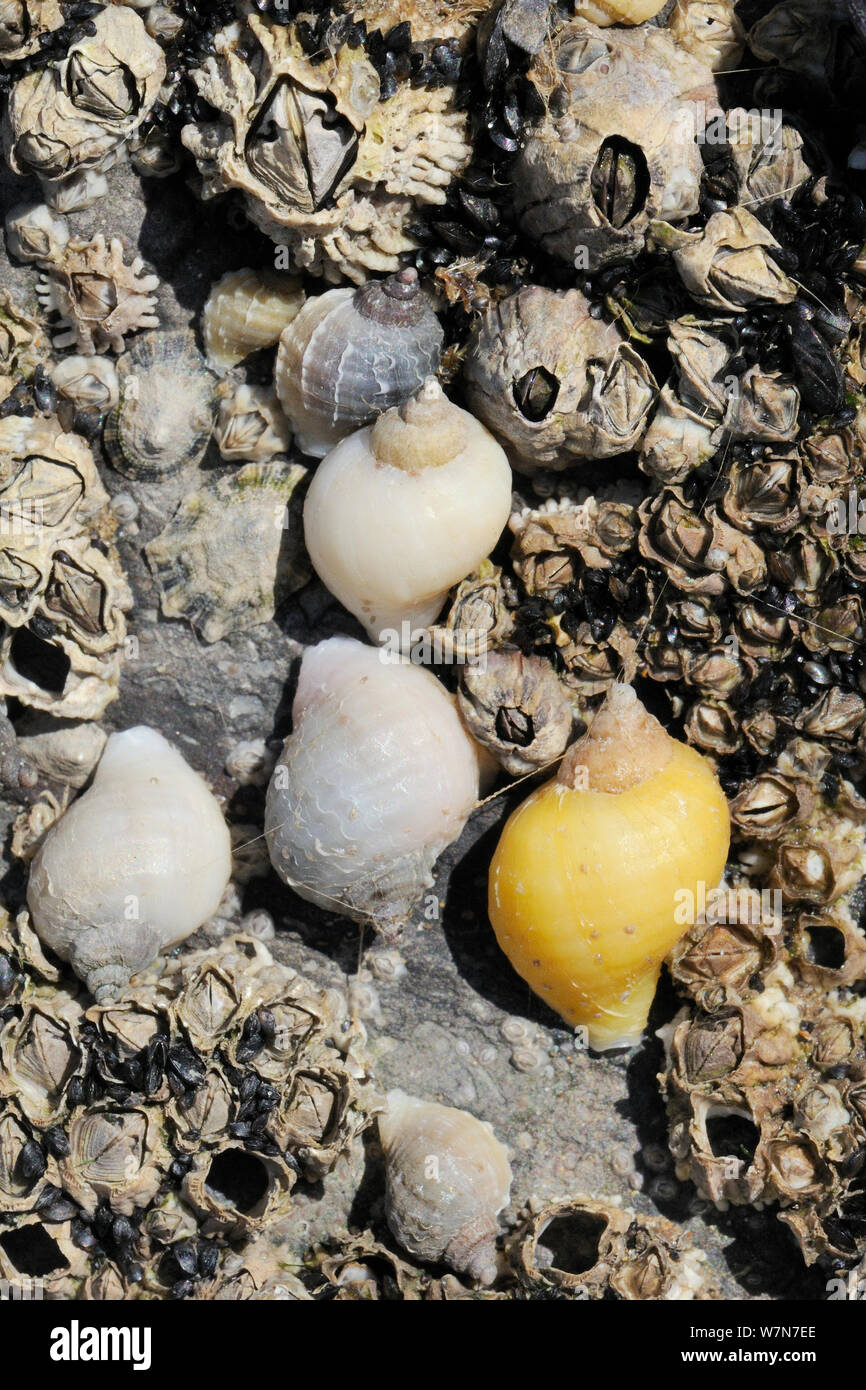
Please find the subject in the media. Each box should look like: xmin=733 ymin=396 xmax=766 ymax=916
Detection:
xmin=0 ymin=917 xmax=379 ymax=1298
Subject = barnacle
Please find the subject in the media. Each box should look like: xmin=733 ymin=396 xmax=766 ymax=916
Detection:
xmin=0 ymin=931 xmax=379 ymax=1295
xmin=0 ymin=291 xmax=46 ymax=403
xmin=0 ymin=415 xmax=131 ymax=719
xmin=182 ymin=16 xmax=472 ymax=284
xmin=464 ymin=286 xmax=657 ymax=472
xmin=514 ymin=21 xmax=718 ymax=270
xmin=37 ymin=234 xmax=159 ymax=355
xmin=3 ymin=4 xmax=164 ymax=207
xmin=0 ymin=0 xmax=62 ymax=63
xmin=507 ymin=1196 xmax=717 ymax=1299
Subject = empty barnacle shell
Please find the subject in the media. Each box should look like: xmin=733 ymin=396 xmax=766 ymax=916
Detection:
xmin=464 ymin=287 xmax=657 ymax=473
xmin=5 ymin=202 xmax=68 ymax=266
xmin=458 ymin=650 xmax=574 ymax=778
xmin=145 ymin=459 xmax=309 ymax=643
xmin=202 ymin=268 xmax=305 ymax=372
xmin=275 ymin=270 xmax=443 ymax=459
xmin=0 ymin=1214 xmax=88 ymax=1298
xmin=650 ymin=208 xmax=797 ymax=312
xmin=214 ymin=384 xmax=292 ymax=464
xmin=304 ymin=379 xmax=511 ymax=643
xmin=667 ymin=0 xmax=745 ymax=70
xmin=181 ymin=1144 xmax=295 ymax=1239
xmin=514 ymin=22 xmax=718 ymax=270
xmin=508 ymin=1196 xmax=714 ymax=1299
xmin=37 ymin=234 xmax=160 ymax=355
xmin=27 ymin=726 xmax=233 ymax=1002
xmin=182 ymin=16 xmax=472 ymax=284
xmin=378 ymin=1090 xmax=512 ymax=1285
xmin=264 ymin=636 xmax=481 ymax=930
xmin=104 ymin=331 xmax=218 ymax=481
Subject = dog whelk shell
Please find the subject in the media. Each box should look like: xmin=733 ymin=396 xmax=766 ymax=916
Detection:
xmin=488 ymin=684 xmax=731 ymax=1051
xmin=303 ymin=378 xmax=512 ymax=643
xmin=378 ymin=1090 xmax=512 ymax=1285
xmin=264 ymin=636 xmax=480 ymax=929
xmin=27 ymin=726 xmax=232 ymax=1001
xmin=275 ymin=269 xmax=443 ymax=459
xmin=104 ymin=331 xmax=218 ymax=481
xmin=202 ymin=268 xmax=305 ymax=371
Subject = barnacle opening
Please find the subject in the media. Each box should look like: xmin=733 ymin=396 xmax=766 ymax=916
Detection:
xmin=803 ymin=925 xmax=847 ymax=971
xmin=245 ymin=79 xmax=359 ymax=213
xmin=705 ymin=1113 xmax=760 ymax=1165
xmin=590 ymin=136 xmax=650 ymax=230
xmin=512 ymin=366 xmax=560 ymax=422
xmin=7 ymin=626 xmax=71 ymax=695
xmin=205 ymin=1149 xmax=271 ymax=1216
xmin=0 ymin=1223 xmax=68 ymax=1275
xmin=535 ymin=1211 xmax=608 ymax=1277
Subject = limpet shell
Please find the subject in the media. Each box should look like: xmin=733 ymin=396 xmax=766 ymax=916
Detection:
xmin=145 ymin=460 xmax=310 ymax=643
xmin=104 ymin=331 xmax=218 ymax=481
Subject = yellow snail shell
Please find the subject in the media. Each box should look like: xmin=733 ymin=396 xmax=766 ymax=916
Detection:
xmin=488 ymin=684 xmax=731 ymax=1051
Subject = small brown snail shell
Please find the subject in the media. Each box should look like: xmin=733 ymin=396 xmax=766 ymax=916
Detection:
xmin=274 ymin=268 xmax=443 ymax=458
xmin=378 ymin=1090 xmax=512 ymax=1285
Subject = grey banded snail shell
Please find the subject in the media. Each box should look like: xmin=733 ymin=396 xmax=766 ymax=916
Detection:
xmin=264 ymin=636 xmax=480 ymax=930
xmin=378 ymin=1090 xmax=512 ymax=1285
xmin=27 ymin=726 xmax=232 ymax=1001
xmin=274 ymin=268 xmax=443 ymax=458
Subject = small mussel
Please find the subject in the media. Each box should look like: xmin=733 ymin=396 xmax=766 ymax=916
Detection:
xmin=104 ymin=331 xmax=218 ymax=482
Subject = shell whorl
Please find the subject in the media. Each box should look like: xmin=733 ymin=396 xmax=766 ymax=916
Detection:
xmin=355 ymin=268 xmax=429 ymax=327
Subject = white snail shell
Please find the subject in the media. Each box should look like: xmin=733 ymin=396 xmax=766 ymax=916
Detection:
xmin=378 ymin=1090 xmax=512 ymax=1285
xmin=27 ymin=726 xmax=232 ymax=1001
xmin=303 ymin=378 xmax=513 ymax=644
xmin=264 ymin=637 xmax=480 ymax=929
xmin=274 ymin=268 xmax=443 ymax=458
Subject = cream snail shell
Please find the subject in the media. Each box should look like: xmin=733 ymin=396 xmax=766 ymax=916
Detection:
xmin=274 ymin=268 xmax=444 ymax=458
xmin=27 ymin=727 xmax=232 ymax=1001
xmin=303 ymin=378 xmax=513 ymax=644
xmin=378 ymin=1090 xmax=512 ymax=1285
xmin=264 ymin=636 xmax=480 ymax=930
